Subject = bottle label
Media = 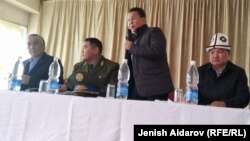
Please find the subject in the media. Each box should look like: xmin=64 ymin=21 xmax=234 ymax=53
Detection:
xmin=186 ymin=87 xmax=198 ymax=100
xmin=116 ymin=83 xmax=128 ymax=96
xmin=9 ymin=78 xmax=21 ymax=91
xmin=9 ymin=79 xmax=16 ymax=90
xmin=48 ymin=79 xmax=59 ymax=91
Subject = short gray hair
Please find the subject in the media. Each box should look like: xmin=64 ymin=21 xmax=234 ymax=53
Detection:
xmin=28 ymin=34 xmax=45 ymax=47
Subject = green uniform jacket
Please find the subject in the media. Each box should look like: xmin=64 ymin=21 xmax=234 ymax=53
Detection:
xmin=66 ymin=56 xmax=119 ymax=97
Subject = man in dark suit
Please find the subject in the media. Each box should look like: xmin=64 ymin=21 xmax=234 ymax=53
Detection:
xmin=124 ymin=7 xmax=174 ymax=100
xmin=198 ymin=33 xmax=250 ymax=108
xmin=63 ymin=38 xmax=119 ymax=97
xmin=21 ymin=34 xmax=64 ymax=91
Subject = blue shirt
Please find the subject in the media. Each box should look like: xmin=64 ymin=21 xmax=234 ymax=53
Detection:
xmin=28 ymin=56 xmax=41 ymax=72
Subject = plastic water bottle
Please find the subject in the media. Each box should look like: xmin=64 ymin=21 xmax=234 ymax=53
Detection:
xmin=47 ymin=57 xmax=61 ymax=94
xmin=185 ymin=60 xmax=199 ymax=104
xmin=9 ymin=57 xmax=24 ymax=91
xmin=116 ymin=59 xmax=130 ymax=99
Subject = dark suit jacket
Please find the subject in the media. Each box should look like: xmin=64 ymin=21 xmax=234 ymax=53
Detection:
xmin=66 ymin=56 xmax=119 ymax=97
xmin=198 ymin=61 xmax=250 ymax=108
xmin=128 ymin=24 xmax=174 ymax=97
xmin=21 ymin=53 xmax=64 ymax=91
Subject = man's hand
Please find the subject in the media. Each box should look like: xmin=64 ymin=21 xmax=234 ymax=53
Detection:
xmin=209 ymin=101 xmax=226 ymax=107
xmin=58 ymin=84 xmax=67 ymax=93
xmin=125 ymin=40 xmax=133 ymax=50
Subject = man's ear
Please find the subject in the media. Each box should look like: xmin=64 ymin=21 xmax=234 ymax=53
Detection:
xmin=93 ymin=47 xmax=99 ymax=55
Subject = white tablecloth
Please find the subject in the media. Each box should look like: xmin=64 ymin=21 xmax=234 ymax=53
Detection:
xmin=0 ymin=91 xmax=249 ymax=141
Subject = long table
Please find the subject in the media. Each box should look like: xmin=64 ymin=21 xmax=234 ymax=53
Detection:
xmin=0 ymin=91 xmax=249 ymax=141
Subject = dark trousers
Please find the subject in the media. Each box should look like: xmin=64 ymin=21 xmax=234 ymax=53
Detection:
xmin=128 ymin=86 xmax=168 ymax=101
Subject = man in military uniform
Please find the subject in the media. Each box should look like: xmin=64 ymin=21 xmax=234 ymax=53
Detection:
xmin=63 ymin=38 xmax=119 ymax=97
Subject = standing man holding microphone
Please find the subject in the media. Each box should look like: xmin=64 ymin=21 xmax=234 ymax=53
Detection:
xmin=125 ymin=7 xmax=174 ymax=101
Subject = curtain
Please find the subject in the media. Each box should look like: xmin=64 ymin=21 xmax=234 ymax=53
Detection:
xmin=37 ymin=0 xmax=250 ymax=90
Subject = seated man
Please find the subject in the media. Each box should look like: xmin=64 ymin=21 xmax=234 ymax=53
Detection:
xmin=64 ymin=37 xmax=119 ymax=97
xmin=21 ymin=34 xmax=63 ymax=91
xmin=21 ymin=34 xmax=64 ymax=91
xmin=198 ymin=33 xmax=250 ymax=108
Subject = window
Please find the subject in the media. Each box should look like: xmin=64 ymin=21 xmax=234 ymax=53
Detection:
xmin=0 ymin=19 xmax=29 ymax=90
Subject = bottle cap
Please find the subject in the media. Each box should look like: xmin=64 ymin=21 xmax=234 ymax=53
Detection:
xmin=123 ymin=59 xmax=128 ymax=63
xmin=191 ymin=60 xmax=196 ymax=65
xmin=54 ymin=57 xmax=58 ymax=61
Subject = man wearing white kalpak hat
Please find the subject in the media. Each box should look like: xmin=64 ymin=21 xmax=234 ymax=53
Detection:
xmin=198 ymin=33 xmax=250 ymax=108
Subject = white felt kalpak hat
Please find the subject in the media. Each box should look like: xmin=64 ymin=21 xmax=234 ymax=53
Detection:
xmin=206 ymin=33 xmax=231 ymax=52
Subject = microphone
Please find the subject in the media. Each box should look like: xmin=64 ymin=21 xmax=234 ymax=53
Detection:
xmin=125 ymin=29 xmax=133 ymax=59
xmin=126 ymin=29 xmax=137 ymax=42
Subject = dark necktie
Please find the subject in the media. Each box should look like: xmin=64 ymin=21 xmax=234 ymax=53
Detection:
xmin=89 ymin=64 xmax=94 ymax=70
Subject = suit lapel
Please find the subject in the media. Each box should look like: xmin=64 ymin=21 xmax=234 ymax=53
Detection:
xmin=23 ymin=61 xmax=30 ymax=75
xmin=90 ymin=57 xmax=105 ymax=74
xmin=91 ymin=62 xmax=103 ymax=74
xmin=81 ymin=62 xmax=89 ymax=72
xmin=28 ymin=54 xmax=47 ymax=75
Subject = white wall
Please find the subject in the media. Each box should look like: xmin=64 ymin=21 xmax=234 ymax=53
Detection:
xmin=0 ymin=0 xmax=40 ymax=31
xmin=2 ymin=0 xmax=40 ymax=13
xmin=16 ymin=0 xmax=40 ymax=12
xmin=0 ymin=0 xmax=30 ymax=26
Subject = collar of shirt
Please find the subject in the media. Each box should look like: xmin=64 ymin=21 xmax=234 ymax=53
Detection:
xmin=205 ymin=61 xmax=236 ymax=78
xmin=212 ymin=66 xmax=225 ymax=77
xmin=88 ymin=55 xmax=103 ymax=67
xmin=135 ymin=24 xmax=148 ymax=37
xmin=29 ymin=56 xmax=41 ymax=63
xmin=28 ymin=56 xmax=42 ymax=72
